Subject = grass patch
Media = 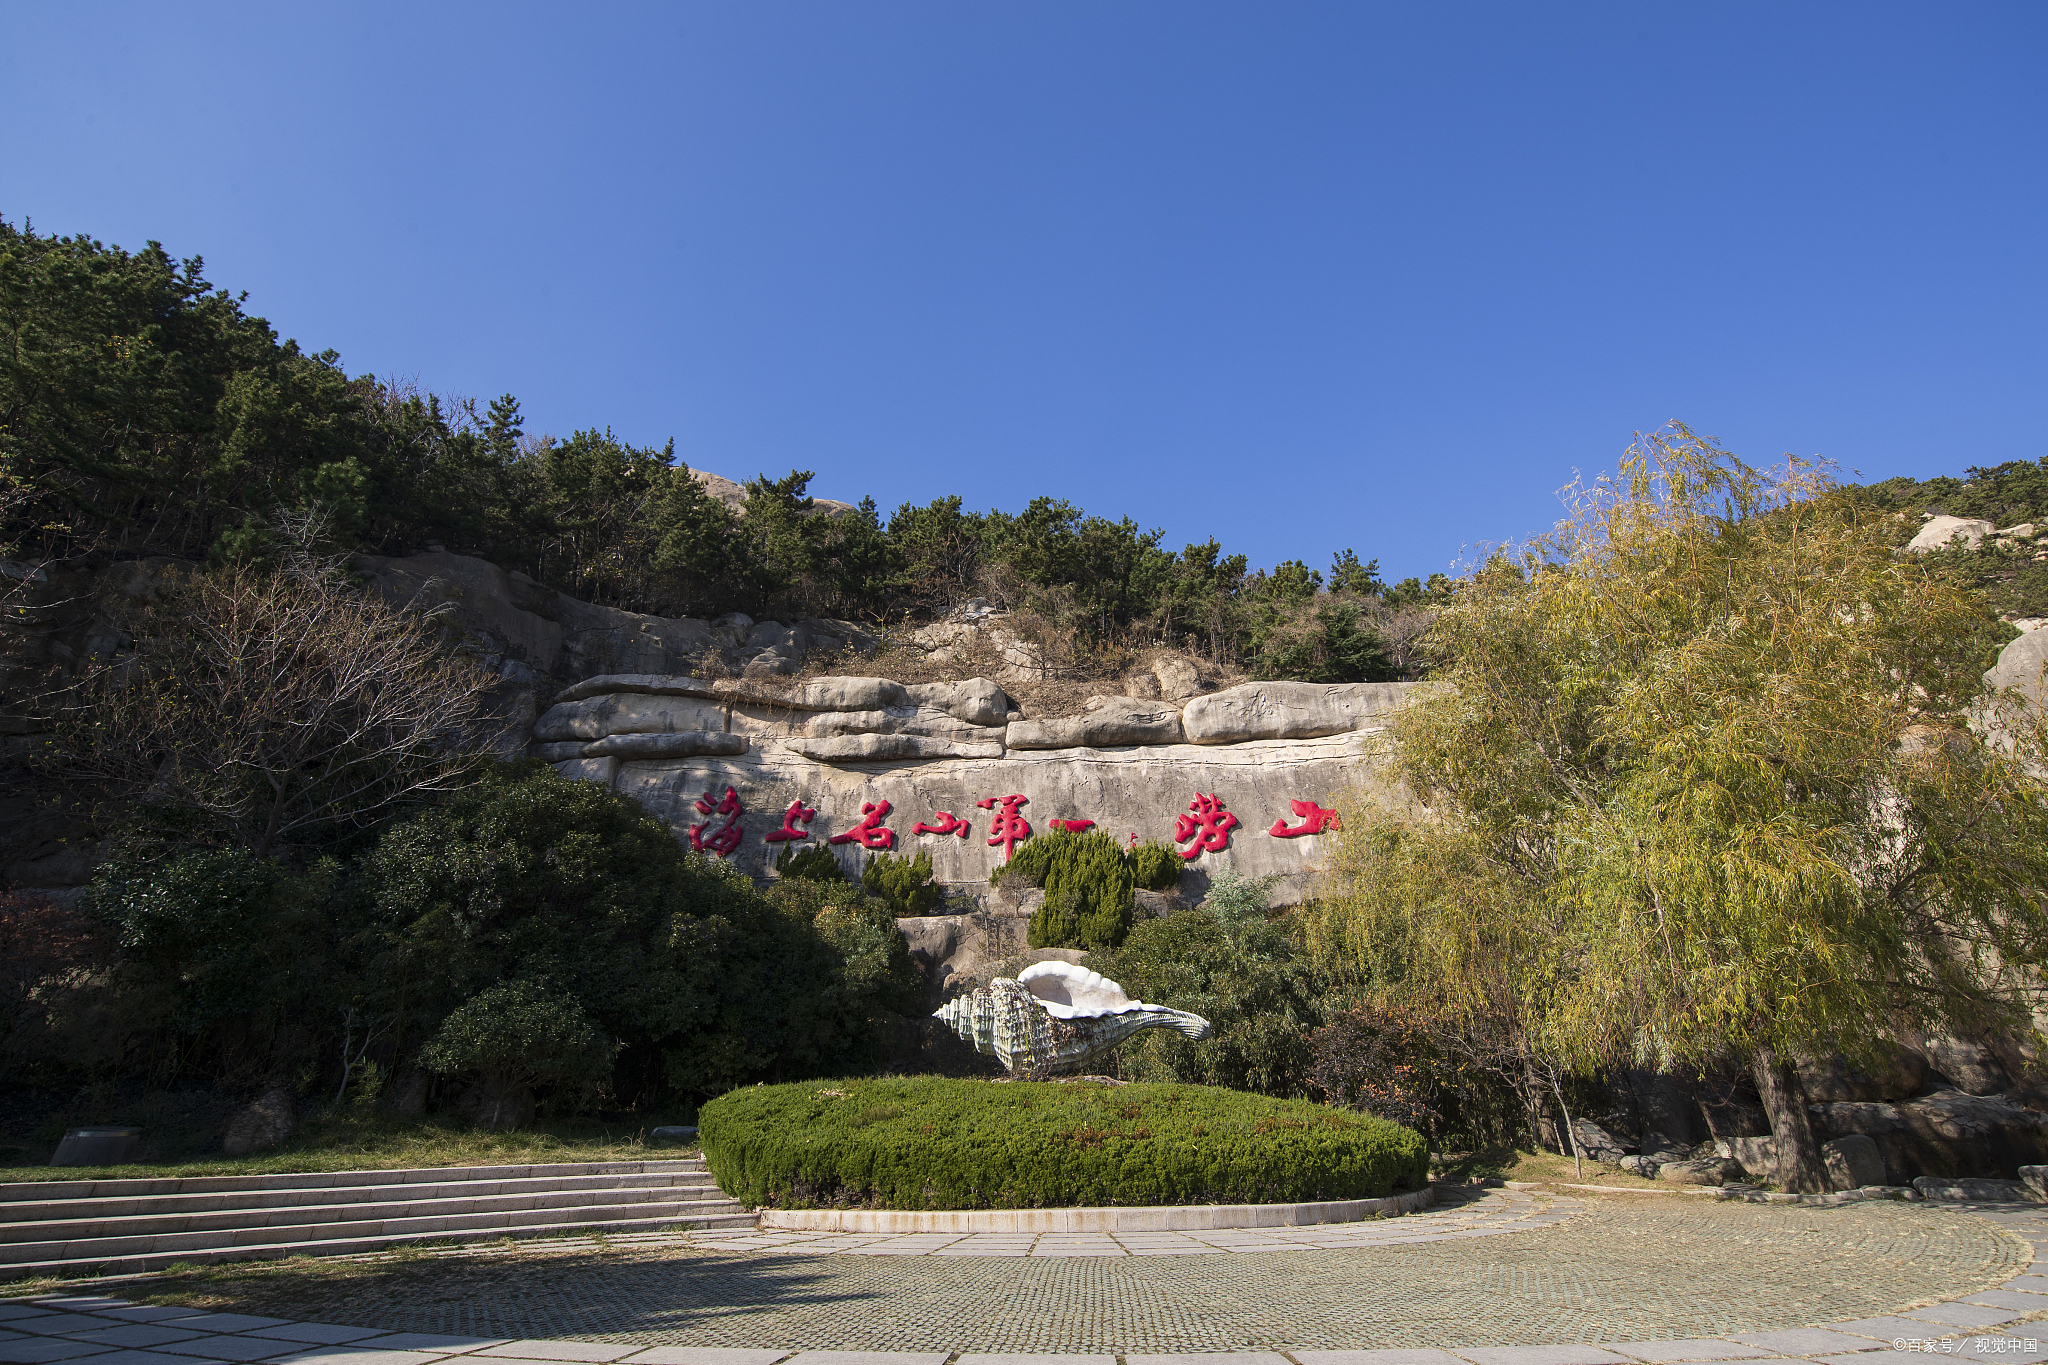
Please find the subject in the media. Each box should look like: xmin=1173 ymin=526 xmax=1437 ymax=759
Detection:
xmin=0 ymin=1111 xmax=697 ymax=1184
xmin=1433 ymin=1145 xmax=1671 ymax=1190
xmin=701 ymin=1075 xmax=1427 ymax=1210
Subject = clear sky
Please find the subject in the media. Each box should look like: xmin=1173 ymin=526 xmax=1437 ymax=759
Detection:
xmin=4 ymin=3 xmax=2043 ymax=582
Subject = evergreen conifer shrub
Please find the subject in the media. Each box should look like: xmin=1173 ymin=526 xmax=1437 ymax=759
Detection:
xmin=1001 ymin=830 xmax=1136 ymax=949
xmin=775 ymin=842 xmax=846 ymax=883
xmin=861 ymin=850 xmax=944 ymax=917
xmin=1129 ymin=840 xmax=1182 ymax=891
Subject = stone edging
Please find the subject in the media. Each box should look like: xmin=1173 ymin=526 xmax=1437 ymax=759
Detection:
xmin=756 ymin=1186 xmax=1433 ymax=1233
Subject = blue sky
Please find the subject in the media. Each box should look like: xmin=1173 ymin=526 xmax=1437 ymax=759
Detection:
xmin=5 ymin=3 xmax=2043 ymax=582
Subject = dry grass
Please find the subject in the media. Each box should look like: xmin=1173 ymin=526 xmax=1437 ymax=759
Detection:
xmin=0 ymin=1113 xmax=697 ymax=1185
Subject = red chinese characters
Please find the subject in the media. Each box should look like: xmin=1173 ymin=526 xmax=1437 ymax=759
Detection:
xmin=1269 ymin=799 xmax=1341 ymax=839
xmin=689 ymin=786 xmax=744 ymax=858
xmin=764 ymin=799 xmax=817 ymax=843
xmin=914 ymin=810 xmax=973 ymax=838
xmin=1173 ymin=792 xmax=1239 ymax=860
xmin=1049 ymin=818 xmax=1096 ymax=833
xmin=828 ymin=799 xmax=896 ymax=851
xmin=977 ymin=794 xmax=1032 ymax=861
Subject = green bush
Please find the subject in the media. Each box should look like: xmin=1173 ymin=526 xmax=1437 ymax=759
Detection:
xmin=1129 ymin=840 xmax=1182 ymax=892
xmin=1001 ymin=830 xmax=1136 ymax=950
xmin=418 ymin=979 xmax=617 ymax=1098
xmin=861 ymin=850 xmax=944 ymax=917
xmin=700 ymin=1075 xmax=1426 ymax=1209
xmin=1093 ymin=899 xmax=1326 ymax=1098
xmin=775 ymin=842 xmax=846 ymax=883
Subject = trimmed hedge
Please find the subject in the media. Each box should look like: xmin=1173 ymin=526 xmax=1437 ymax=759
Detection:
xmin=699 ymin=1075 xmax=1428 ymax=1209
xmin=1005 ymin=830 xmax=1136 ymax=950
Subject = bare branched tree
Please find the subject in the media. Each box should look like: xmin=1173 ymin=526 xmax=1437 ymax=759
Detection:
xmin=53 ymin=559 xmax=504 ymax=856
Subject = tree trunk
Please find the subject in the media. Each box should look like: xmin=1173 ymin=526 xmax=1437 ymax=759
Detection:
xmin=1751 ymin=1045 xmax=1827 ymax=1193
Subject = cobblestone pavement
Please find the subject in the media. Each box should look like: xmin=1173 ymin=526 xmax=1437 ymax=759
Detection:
xmin=26 ymin=1191 xmax=2048 ymax=1359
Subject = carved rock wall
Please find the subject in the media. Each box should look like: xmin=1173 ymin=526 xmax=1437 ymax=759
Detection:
xmin=535 ymin=674 xmax=1414 ymax=905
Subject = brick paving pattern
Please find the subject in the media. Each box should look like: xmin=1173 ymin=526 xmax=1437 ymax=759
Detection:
xmin=20 ymin=1191 xmax=2044 ymax=1357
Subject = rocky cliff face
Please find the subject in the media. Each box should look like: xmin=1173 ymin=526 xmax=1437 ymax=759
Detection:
xmin=531 ymin=673 xmax=1414 ymax=905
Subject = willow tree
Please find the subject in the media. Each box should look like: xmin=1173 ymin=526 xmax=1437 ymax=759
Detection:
xmin=1306 ymin=426 xmax=2048 ymax=1192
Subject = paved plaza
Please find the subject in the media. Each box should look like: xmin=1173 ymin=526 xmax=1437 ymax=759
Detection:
xmin=8 ymin=1188 xmax=2048 ymax=1361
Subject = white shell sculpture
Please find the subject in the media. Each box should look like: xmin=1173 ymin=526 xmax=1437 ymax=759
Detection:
xmin=934 ymin=963 xmax=1212 ymax=1076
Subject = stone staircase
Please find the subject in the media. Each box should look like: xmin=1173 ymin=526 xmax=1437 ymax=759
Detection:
xmin=0 ymin=1157 xmax=755 ymax=1279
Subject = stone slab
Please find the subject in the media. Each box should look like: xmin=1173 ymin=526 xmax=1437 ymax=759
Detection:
xmin=1294 ymin=1354 xmax=1473 ymax=1365
xmin=1457 ymin=1351 xmax=1634 ymax=1365
xmin=472 ymin=1346 xmax=642 ymax=1363
xmin=0 ymin=1343 xmax=115 ymax=1364
xmin=247 ymin=1328 xmax=390 ymax=1346
xmin=1599 ymin=1344 xmax=1784 ymax=1362
xmin=620 ymin=1353 xmax=791 ymax=1365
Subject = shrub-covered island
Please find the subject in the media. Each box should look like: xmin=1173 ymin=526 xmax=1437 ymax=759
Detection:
xmin=700 ymin=1075 xmax=1428 ymax=1209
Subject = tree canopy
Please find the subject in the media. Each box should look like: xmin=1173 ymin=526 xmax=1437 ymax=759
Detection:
xmin=1306 ymin=426 xmax=2048 ymax=1190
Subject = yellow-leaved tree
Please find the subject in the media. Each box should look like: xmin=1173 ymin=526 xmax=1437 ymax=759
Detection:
xmin=1305 ymin=426 xmax=2048 ymax=1192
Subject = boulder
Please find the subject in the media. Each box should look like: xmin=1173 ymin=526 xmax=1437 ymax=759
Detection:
xmin=1809 ymin=1089 xmax=2048 ymax=1181
xmin=1797 ymin=1045 xmax=1930 ymax=1104
xmin=1618 ymin=1155 xmax=1661 ymax=1178
xmin=1152 ymin=656 xmax=1202 ymax=701
xmin=1007 ymin=697 xmax=1185 ymax=750
xmin=807 ymin=709 xmax=1001 ymax=742
xmin=222 ymin=1085 xmax=296 ymax=1156
xmin=1912 ymin=1175 xmax=2034 ymax=1202
xmin=1918 ymin=1034 xmax=2010 ymax=1095
xmin=583 ymin=731 xmax=748 ymax=760
xmin=1660 ymin=1157 xmax=1738 ymax=1186
xmin=1568 ymin=1118 xmax=1630 ymax=1164
xmin=1987 ymin=628 xmax=2048 ymax=708
xmin=553 ymin=673 xmax=721 ymax=705
xmin=550 ymin=756 xmax=620 ymax=787
xmin=1182 ymin=681 xmax=1409 ymax=745
xmin=534 ymin=692 xmax=725 ymax=741
xmin=1908 ymin=516 xmax=1995 ymax=553
xmin=534 ymin=742 xmax=590 ymax=761
xmin=1823 ymin=1134 xmax=1887 ymax=1190
xmin=2022 ymin=1165 xmax=2048 ymax=1201
xmin=800 ymin=677 xmax=910 ymax=712
xmin=782 ymin=734 xmax=1006 ymax=764
xmin=906 ymin=679 xmax=1013 ymax=727
xmin=1721 ymin=1135 xmax=1777 ymax=1179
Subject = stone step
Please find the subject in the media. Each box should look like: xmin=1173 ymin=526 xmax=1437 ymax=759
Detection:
xmin=0 ymin=1181 xmax=733 ymax=1244
xmin=0 ymin=1171 xmax=720 ymax=1225
xmin=0 ymin=1208 xmax=756 ymax=1279
xmin=0 ymin=1194 xmax=752 ymax=1266
xmin=0 ymin=1158 xmax=707 ymax=1203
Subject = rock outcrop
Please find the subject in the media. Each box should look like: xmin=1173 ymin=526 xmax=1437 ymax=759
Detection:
xmin=1807 ymin=1088 xmax=2048 ymax=1182
xmin=1908 ymin=515 xmax=1996 ymax=553
xmin=537 ymin=673 xmax=1413 ymax=904
xmin=348 ymin=551 xmax=880 ymax=688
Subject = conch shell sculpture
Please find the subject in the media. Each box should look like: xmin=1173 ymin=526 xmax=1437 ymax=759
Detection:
xmin=934 ymin=961 xmax=1212 ymax=1076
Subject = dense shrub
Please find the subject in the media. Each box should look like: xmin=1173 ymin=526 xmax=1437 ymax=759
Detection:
xmin=775 ymin=843 xmax=846 ymax=883
xmin=1128 ymin=840 xmax=1182 ymax=892
xmin=1095 ymin=891 xmax=1326 ymax=1098
xmin=700 ymin=1075 xmax=1427 ymax=1209
xmin=1004 ymin=830 xmax=1136 ymax=950
xmin=861 ymin=850 xmax=943 ymax=917
xmin=418 ymin=980 xmax=617 ymax=1103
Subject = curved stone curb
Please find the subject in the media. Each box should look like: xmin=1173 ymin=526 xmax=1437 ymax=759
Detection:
xmin=757 ymin=1186 xmax=1433 ymax=1233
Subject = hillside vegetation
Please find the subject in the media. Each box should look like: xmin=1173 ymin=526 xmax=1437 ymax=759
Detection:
xmin=0 ymin=220 xmax=1443 ymax=685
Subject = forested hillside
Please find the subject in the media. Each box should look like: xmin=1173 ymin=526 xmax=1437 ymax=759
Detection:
xmin=0 ymin=221 xmax=1448 ymax=685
